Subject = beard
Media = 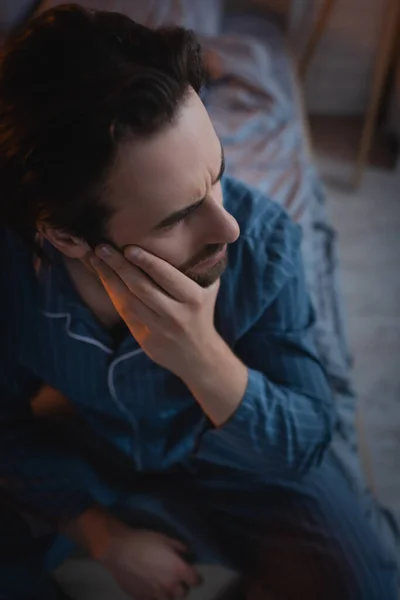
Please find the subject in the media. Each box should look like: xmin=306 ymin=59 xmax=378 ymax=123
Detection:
xmin=87 ymin=237 xmax=228 ymax=289
xmin=182 ymin=244 xmax=228 ymax=288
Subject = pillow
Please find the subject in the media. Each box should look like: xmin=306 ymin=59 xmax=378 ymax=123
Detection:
xmin=180 ymin=0 xmax=224 ymax=37
xmin=37 ymin=0 xmax=224 ymax=36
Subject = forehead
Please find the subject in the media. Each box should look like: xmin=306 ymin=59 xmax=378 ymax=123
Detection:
xmin=104 ymin=90 xmax=221 ymax=238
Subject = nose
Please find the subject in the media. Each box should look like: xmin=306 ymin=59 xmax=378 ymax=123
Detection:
xmin=205 ymin=200 xmax=240 ymax=245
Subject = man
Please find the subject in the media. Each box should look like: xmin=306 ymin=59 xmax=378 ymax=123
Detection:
xmin=0 ymin=5 xmax=397 ymax=600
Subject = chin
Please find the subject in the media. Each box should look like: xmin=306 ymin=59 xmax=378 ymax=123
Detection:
xmin=187 ymin=254 xmax=228 ymax=288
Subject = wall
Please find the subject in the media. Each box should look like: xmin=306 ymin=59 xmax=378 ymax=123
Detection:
xmin=387 ymin=54 xmax=400 ymax=144
xmin=289 ymin=0 xmax=390 ymax=115
xmin=227 ymin=0 xmax=391 ymax=115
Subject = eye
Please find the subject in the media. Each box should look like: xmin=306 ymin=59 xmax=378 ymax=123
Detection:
xmin=155 ymin=198 xmax=205 ymax=235
xmin=161 ymin=217 xmax=185 ymax=233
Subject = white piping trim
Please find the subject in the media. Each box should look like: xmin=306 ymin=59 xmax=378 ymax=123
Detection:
xmin=107 ymin=348 xmax=144 ymax=470
xmin=41 ymin=310 xmax=113 ymax=354
xmin=42 ymin=308 xmax=144 ymax=467
xmin=107 ymin=348 xmax=144 ymax=405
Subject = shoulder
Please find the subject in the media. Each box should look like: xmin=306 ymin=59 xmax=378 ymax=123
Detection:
xmin=218 ymin=177 xmax=303 ymax=337
xmin=222 ymin=175 xmax=301 ymax=257
xmin=1 ymin=227 xmax=34 ymax=259
xmin=0 ymin=227 xmax=38 ymax=308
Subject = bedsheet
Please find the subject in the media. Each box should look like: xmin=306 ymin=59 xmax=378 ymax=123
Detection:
xmin=201 ymin=12 xmax=399 ymax=561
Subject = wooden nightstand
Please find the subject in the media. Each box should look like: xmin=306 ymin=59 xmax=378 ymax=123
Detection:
xmin=298 ymin=0 xmax=400 ymax=188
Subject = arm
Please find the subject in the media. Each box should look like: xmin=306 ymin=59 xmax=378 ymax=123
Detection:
xmin=0 ymin=365 xmax=200 ymax=598
xmin=89 ymin=238 xmax=334 ymax=479
xmin=188 ymin=253 xmax=335 ymax=477
xmin=0 ymin=227 xmax=118 ymax=524
xmin=0 ymin=362 xmax=119 ymax=523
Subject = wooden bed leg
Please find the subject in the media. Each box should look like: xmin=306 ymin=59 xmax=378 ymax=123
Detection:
xmin=298 ymin=0 xmax=337 ymax=79
xmin=352 ymin=0 xmax=400 ymax=189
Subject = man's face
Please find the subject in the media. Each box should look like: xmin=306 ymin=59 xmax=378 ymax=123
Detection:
xmin=103 ymin=89 xmax=240 ymax=287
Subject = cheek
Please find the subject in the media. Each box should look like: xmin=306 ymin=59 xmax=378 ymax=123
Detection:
xmin=141 ymin=230 xmax=195 ymax=270
xmin=107 ymin=211 xmax=189 ymax=268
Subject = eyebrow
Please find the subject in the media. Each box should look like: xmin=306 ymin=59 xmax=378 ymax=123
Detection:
xmin=153 ymin=141 xmax=226 ymax=232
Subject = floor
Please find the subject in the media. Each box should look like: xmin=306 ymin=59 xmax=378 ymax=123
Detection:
xmin=311 ymin=118 xmax=400 ymax=520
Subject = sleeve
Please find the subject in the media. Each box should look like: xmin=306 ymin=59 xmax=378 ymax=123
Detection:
xmin=0 ymin=362 xmax=119 ymax=523
xmin=195 ymin=248 xmax=336 ymax=478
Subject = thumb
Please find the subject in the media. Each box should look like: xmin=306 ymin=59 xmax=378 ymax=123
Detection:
xmin=163 ymin=535 xmax=189 ymax=554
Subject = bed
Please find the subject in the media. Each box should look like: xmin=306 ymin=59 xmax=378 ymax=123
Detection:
xmin=9 ymin=0 xmax=400 ymax=597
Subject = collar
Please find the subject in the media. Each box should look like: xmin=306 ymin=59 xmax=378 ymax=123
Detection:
xmin=34 ymin=238 xmax=117 ymax=354
xmin=35 ymin=237 xmax=87 ymax=317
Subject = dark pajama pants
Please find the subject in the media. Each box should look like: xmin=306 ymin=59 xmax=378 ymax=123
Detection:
xmin=0 ymin=451 xmax=397 ymax=600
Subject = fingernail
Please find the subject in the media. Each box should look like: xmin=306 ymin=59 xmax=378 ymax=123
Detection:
xmin=88 ymin=255 xmax=101 ymax=268
xmin=96 ymin=244 xmax=112 ymax=258
xmin=125 ymin=246 xmax=141 ymax=259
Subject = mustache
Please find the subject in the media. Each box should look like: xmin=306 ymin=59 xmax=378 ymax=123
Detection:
xmin=183 ymin=244 xmax=225 ymax=272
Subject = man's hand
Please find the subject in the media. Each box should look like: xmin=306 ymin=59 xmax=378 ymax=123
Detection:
xmin=89 ymin=245 xmax=248 ymax=426
xmin=89 ymin=245 xmax=220 ymax=378
xmin=99 ymin=527 xmax=200 ymax=600
xmin=62 ymin=506 xmax=200 ymax=600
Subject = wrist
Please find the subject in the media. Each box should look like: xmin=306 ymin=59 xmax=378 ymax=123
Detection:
xmin=181 ymin=334 xmax=248 ymax=426
xmin=60 ymin=505 xmax=121 ymax=561
xmin=183 ymin=333 xmax=240 ymax=385
xmin=179 ymin=331 xmax=225 ymax=382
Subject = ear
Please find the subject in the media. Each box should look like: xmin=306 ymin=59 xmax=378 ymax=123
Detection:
xmin=38 ymin=222 xmax=90 ymax=259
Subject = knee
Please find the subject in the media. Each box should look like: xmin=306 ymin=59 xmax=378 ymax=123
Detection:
xmin=347 ymin=549 xmax=398 ymax=600
xmin=248 ymin=536 xmax=398 ymax=600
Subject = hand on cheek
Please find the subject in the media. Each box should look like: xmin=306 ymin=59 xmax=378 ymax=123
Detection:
xmin=88 ymin=244 xmax=221 ymax=378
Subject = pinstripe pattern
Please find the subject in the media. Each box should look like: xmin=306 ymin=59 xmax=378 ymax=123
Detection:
xmin=0 ymin=176 xmax=397 ymax=598
xmin=1 ymin=176 xmax=333 ymax=516
xmin=186 ymin=452 xmax=398 ymax=599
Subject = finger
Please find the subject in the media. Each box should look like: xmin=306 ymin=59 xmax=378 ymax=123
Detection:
xmin=124 ymin=247 xmax=199 ymax=303
xmin=209 ymin=278 xmax=221 ymax=295
xmin=89 ymin=253 xmax=133 ymax=306
xmin=168 ymin=538 xmax=195 ymax=565
xmin=169 ymin=583 xmax=189 ymax=599
xmin=161 ymin=535 xmax=188 ymax=554
xmin=120 ymin=293 xmax=160 ymax=331
xmin=95 ymin=245 xmax=174 ymax=315
xmin=89 ymin=254 xmax=156 ymax=328
xmin=180 ymin=564 xmax=202 ymax=588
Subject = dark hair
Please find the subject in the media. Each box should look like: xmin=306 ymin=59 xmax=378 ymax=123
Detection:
xmin=0 ymin=3 xmax=204 ymax=247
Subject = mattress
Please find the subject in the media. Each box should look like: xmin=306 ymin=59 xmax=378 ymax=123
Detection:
xmin=203 ymin=12 xmax=399 ymax=559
